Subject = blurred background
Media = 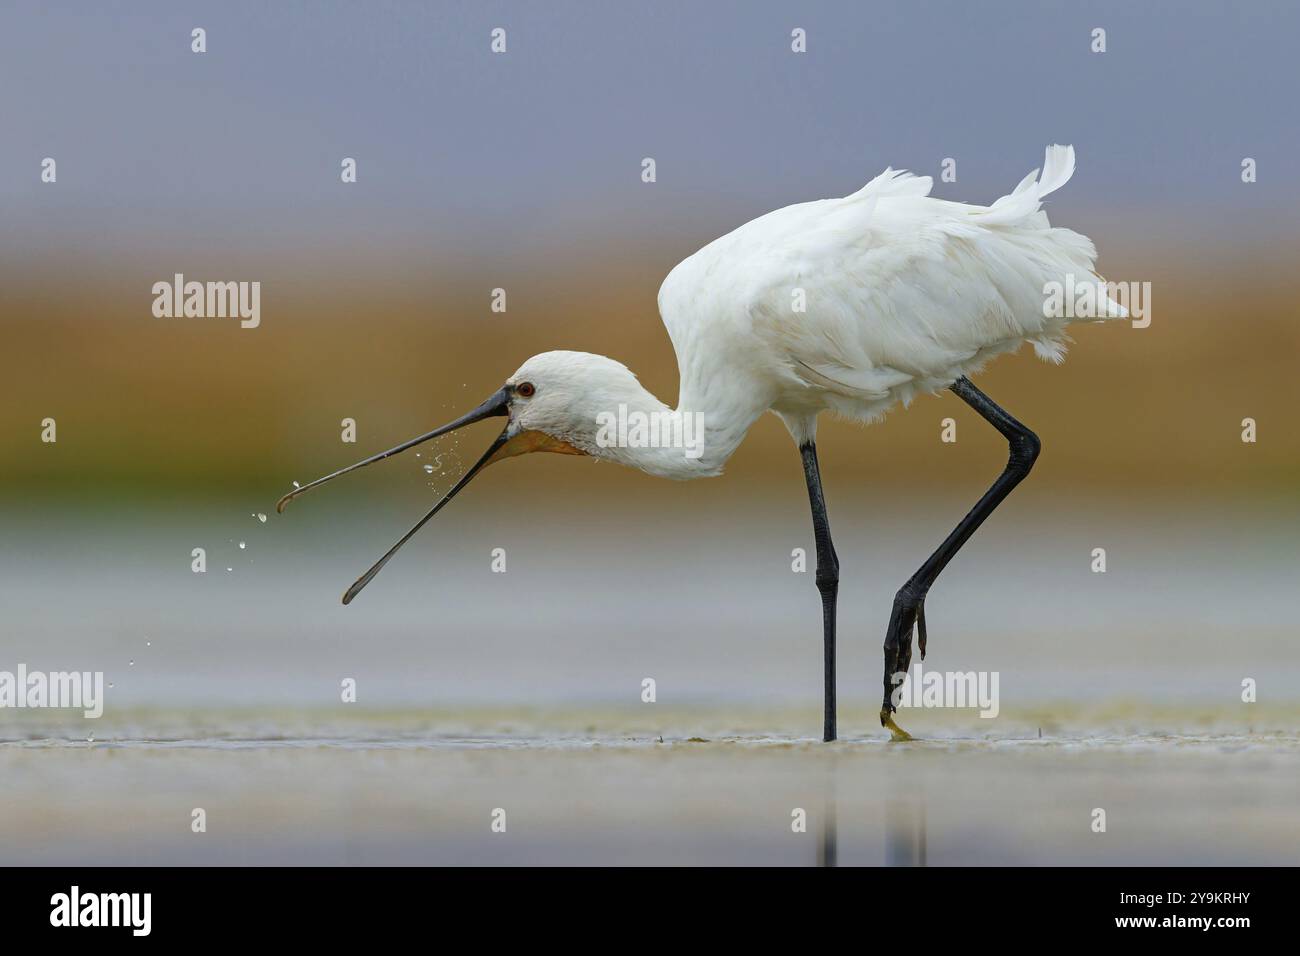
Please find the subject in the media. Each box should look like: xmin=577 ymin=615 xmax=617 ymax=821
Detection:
xmin=1 ymin=1 xmax=1297 ymax=863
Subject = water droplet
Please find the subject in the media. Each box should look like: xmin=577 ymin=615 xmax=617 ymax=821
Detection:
xmin=108 ymin=682 xmax=114 ymax=688
xmin=226 ymin=567 xmax=233 ymax=572
xmin=128 ymin=660 xmax=134 ymax=666
xmin=146 ymin=641 xmax=151 ymax=647
xmin=238 ymin=541 xmax=246 ymax=549
xmin=256 ymin=513 xmax=267 ymax=523
xmin=87 ymin=734 xmax=94 ymax=743
xmin=423 ymin=464 xmax=433 ymax=474
xmin=292 ymin=480 xmax=301 ymax=489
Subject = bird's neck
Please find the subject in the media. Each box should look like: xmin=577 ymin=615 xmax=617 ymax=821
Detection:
xmin=590 ymin=377 xmax=764 ymax=480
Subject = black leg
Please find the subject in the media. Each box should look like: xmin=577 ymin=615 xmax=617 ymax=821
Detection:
xmin=800 ymin=442 xmax=839 ymax=742
xmin=880 ymin=376 xmax=1041 ymax=731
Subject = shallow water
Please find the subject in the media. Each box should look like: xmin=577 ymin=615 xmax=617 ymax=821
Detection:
xmin=2 ymin=706 xmax=1296 ymax=865
xmin=3 ymin=500 xmax=1297 ymax=709
xmin=2 ymin=501 xmax=1296 ymax=863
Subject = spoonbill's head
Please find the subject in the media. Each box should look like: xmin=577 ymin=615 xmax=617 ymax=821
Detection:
xmin=497 ymin=350 xmax=661 ymax=458
xmin=274 ymin=350 xmax=666 ymax=603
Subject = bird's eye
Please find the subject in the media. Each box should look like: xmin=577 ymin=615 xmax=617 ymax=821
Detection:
xmin=516 ymin=382 xmax=536 ymax=398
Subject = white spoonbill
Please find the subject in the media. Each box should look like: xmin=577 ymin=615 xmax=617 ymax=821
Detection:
xmin=278 ymin=144 xmax=1125 ymax=741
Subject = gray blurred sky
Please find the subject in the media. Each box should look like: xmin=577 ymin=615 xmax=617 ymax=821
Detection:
xmin=3 ymin=0 xmax=1297 ymax=265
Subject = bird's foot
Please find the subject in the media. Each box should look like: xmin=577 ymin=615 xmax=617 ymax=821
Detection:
xmin=881 ymin=586 xmax=928 ymax=740
xmin=879 ymin=707 xmax=913 ymax=742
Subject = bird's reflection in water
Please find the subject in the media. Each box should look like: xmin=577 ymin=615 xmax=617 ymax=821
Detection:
xmin=814 ymin=763 xmax=928 ymax=866
xmin=886 ymin=797 xmax=927 ymax=866
xmin=817 ymin=788 xmax=838 ymax=867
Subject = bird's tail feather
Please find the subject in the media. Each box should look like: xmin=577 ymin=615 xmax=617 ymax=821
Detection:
xmin=1036 ymin=144 xmax=1075 ymax=198
xmin=978 ymin=144 xmax=1075 ymax=226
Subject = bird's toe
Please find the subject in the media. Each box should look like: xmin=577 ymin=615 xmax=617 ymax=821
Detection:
xmin=879 ymin=707 xmax=914 ymax=741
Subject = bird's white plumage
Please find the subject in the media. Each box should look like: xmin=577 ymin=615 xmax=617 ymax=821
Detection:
xmin=657 ymin=144 xmax=1124 ymax=446
xmin=509 ymin=146 xmax=1122 ymax=476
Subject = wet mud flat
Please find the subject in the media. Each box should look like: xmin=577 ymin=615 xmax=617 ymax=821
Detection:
xmin=2 ymin=705 xmax=1296 ymax=865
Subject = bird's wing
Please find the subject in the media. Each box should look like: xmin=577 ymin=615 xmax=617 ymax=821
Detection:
xmin=659 ymin=147 xmax=1120 ymax=410
xmin=744 ymin=208 xmax=1103 ymax=403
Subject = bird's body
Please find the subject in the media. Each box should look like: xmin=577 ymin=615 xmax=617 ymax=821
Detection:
xmin=508 ymin=145 xmax=1123 ymax=478
xmin=658 ymin=143 xmax=1123 ymax=452
xmin=280 ymin=145 xmax=1124 ymax=741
